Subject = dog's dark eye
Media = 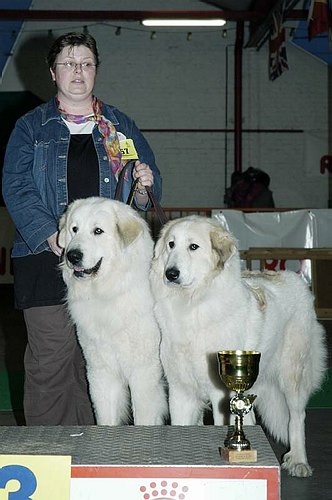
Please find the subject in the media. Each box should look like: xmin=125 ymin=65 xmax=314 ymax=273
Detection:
xmin=189 ymin=243 xmax=199 ymax=251
xmin=94 ymin=227 xmax=104 ymax=235
xmin=169 ymin=241 xmax=175 ymax=249
xmin=72 ymin=226 xmax=78 ymax=233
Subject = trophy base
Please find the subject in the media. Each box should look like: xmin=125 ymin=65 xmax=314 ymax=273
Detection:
xmin=219 ymin=447 xmax=258 ymax=463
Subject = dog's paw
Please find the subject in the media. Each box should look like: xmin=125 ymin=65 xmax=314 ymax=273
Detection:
xmin=281 ymin=452 xmax=313 ymax=477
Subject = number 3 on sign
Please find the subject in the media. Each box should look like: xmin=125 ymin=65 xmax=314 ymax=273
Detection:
xmin=0 ymin=456 xmax=71 ymax=500
xmin=0 ymin=465 xmax=37 ymax=499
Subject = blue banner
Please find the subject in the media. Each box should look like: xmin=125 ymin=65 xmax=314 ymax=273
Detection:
xmin=0 ymin=1 xmax=32 ymax=80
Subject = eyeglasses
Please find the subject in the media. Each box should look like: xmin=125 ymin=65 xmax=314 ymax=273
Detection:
xmin=54 ymin=61 xmax=97 ymax=71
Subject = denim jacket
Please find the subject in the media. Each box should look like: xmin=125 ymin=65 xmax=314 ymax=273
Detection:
xmin=2 ymin=97 xmax=162 ymax=257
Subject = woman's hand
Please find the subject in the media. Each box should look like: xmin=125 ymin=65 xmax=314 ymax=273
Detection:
xmin=132 ymin=160 xmax=154 ymax=191
xmin=47 ymin=231 xmax=63 ymax=257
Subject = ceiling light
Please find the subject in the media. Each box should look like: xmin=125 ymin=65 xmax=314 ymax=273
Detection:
xmin=142 ymin=19 xmax=226 ymax=27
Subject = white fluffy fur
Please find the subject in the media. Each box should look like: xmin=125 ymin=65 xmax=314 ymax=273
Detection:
xmin=150 ymin=215 xmax=327 ymax=477
xmin=59 ymin=197 xmax=167 ymax=426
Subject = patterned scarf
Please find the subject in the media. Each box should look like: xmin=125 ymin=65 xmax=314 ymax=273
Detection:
xmin=57 ymin=96 xmax=124 ymax=180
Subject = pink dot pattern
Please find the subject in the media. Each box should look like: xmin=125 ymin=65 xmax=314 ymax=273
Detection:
xmin=139 ymin=480 xmax=189 ymax=499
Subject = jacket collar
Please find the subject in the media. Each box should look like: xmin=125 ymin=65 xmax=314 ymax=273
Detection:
xmin=41 ymin=97 xmax=61 ymax=126
xmin=41 ymin=97 xmax=120 ymax=126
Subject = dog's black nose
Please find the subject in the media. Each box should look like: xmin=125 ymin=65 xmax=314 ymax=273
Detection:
xmin=66 ymin=248 xmax=83 ymax=265
xmin=165 ymin=267 xmax=180 ymax=282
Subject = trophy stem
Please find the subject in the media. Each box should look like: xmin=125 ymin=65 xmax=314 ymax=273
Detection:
xmin=225 ymin=414 xmax=251 ymax=451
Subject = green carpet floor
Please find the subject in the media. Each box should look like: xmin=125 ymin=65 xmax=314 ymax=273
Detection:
xmin=307 ymin=368 xmax=332 ymax=408
xmin=0 ymin=370 xmax=24 ymax=411
xmin=0 ymin=369 xmax=331 ymax=412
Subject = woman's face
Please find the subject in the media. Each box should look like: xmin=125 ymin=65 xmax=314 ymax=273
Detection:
xmin=50 ymin=44 xmax=97 ymax=104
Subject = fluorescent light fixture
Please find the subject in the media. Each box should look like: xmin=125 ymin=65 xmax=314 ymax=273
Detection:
xmin=142 ymin=19 xmax=226 ymax=27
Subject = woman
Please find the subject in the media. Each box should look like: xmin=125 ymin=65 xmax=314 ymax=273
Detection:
xmin=2 ymin=32 xmax=162 ymax=425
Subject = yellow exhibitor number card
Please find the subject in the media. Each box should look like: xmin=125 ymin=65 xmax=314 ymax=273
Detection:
xmin=120 ymin=139 xmax=138 ymax=160
xmin=0 ymin=455 xmax=71 ymax=500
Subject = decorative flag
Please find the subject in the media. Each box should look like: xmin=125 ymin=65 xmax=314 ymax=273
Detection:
xmin=269 ymin=3 xmax=289 ymax=81
xmin=307 ymin=0 xmax=330 ymax=40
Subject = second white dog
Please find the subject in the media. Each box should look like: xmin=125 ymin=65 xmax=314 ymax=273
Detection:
xmin=150 ymin=215 xmax=327 ymax=477
xmin=59 ymin=197 xmax=167 ymax=426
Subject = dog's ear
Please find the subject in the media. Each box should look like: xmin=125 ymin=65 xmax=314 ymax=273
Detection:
xmin=210 ymin=229 xmax=237 ymax=269
xmin=153 ymin=231 xmax=165 ymax=260
xmin=58 ymin=212 xmax=67 ymax=248
xmin=152 ymin=219 xmax=176 ymax=260
xmin=116 ymin=216 xmax=143 ymax=247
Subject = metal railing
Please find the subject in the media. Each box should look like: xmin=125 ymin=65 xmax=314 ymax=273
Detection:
xmin=143 ymin=207 xmax=213 ymax=239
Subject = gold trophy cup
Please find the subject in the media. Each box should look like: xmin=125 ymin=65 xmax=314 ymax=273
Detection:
xmin=217 ymin=350 xmax=261 ymax=463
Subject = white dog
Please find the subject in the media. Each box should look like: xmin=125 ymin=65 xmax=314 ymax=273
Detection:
xmin=59 ymin=197 xmax=167 ymax=426
xmin=150 ymin=215 xmax=327 ymax=477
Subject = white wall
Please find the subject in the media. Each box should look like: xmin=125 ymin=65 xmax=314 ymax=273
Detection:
xmin=0 ymin=0 xmax=329 ymax=208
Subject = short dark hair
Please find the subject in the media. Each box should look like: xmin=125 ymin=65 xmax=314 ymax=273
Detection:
xmin=46 ymin=32 xmax=100 ymax=69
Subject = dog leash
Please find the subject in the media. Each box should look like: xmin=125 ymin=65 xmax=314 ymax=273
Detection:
xmin=115 ymin=160 xmax=168 ymax=226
